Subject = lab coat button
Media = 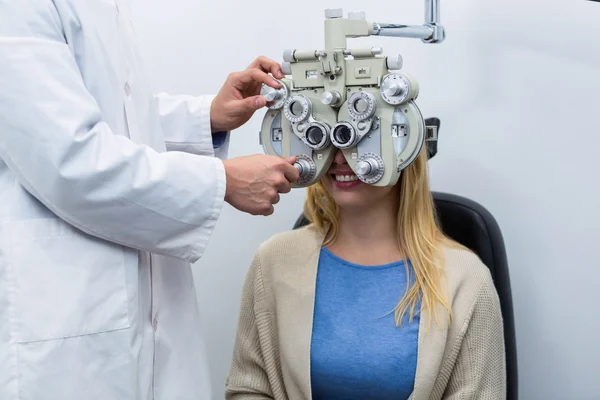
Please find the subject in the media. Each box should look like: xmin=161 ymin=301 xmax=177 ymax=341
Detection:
xmin=124 ymin=82 xmax=131 ymax=96
xmin=153 ymin=317 xmax=158 ymax=331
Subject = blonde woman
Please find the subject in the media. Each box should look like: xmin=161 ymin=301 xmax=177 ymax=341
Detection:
xmin=225 ymin=147 xmax=506 ymax=399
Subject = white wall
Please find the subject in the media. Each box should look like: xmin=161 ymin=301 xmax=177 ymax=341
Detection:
xmin=132 ymin=0 xmax=600 ymax=398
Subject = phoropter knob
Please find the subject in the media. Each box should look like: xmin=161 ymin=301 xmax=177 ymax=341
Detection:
xmin=262 ymin=86 xmax=280 ymax=102
xmin=356 ymin=159 xmax=377 ymax=177
xmin=321 ymin=91 xmax=342 ymax=107
xmin=294 ymin=158 xmax=310 ymax=174
xmin=386 ymin=54 xmax=403 ymax=70
xmin=382 ymin=80 xmax=403 ymax=97
xmin=325 ymin=8 xmax=343 ymax=19
xmin=283 ymin=49 xmax=296 ymax=62
xmin=292 ymin=154 xmax=317 ymax=186
xmin=260 ymin=80 xmax=289 ymax=110
xmin=281 ymin=62 xmax=292 ymax=75
xmin=355 ymin=154 xmax=384 ymax=184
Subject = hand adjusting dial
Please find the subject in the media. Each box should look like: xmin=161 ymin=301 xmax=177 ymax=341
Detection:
xmin=261 ymin=80 xmax=289 ymax=110
xmin=293 ymin=154 xmax=317 ymax=186
xmin=262 ymin=87 xmax=280 ymax=102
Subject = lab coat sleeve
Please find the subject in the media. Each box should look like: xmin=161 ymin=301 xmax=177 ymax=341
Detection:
xmin=0 ymin=5 xmax=225 ymax=263
xmin=154 ymin=93 xmax=231 ymax=160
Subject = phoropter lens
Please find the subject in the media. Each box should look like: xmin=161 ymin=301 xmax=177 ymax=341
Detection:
xmin=289 ymin=101 xmax=304 ymax=117
xmin=354 ymin=98 xmax=369 ymax=113
xmin=330 ymin=122 xmax=358 ymax=149
xmin=306 ymin=126 xmax=324 ymax=146
xmin=334 ymin=124 xmax=352 ymax=144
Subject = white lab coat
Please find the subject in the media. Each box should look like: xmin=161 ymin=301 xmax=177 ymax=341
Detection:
xmin=0 ymin=1 xmax=230 ymax=399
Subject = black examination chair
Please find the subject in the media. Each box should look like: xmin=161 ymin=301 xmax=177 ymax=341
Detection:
xmin=292 ymin=118 xmax=518 ymax=400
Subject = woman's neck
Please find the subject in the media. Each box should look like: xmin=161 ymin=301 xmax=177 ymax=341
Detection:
xmin=326 ymin=201 xmax=406 ymax=266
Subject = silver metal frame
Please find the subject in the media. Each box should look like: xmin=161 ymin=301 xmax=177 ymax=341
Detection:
xmin=371 ymin=0 xmax=444 ymax=43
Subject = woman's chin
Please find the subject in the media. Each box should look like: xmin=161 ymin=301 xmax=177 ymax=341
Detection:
xmin=329 ymin=188 xmax=371 ymax=210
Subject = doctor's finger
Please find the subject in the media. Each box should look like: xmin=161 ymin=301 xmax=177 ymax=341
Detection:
xmin=262 ymin=205 xmax=275 ymax=216
xmin=270 ymin=191 xmax=281 ymax=205
xmin=248 ymin=56 xmax=284 ymax=79
xmin=277 ymin=181 xmax=292 ymax=194
xmin=281 ymin=162 xmax=300 ymax=183
xmin=272 ymin=174 xmax=292 ymax=194
xmin=234 ymin=68 xmax=281 ymax=89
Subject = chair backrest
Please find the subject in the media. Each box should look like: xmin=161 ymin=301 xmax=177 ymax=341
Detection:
xmin=292 ymin=191 xmax=518 ymax=400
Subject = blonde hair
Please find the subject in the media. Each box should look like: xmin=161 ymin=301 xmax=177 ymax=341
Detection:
xmin=303 ymin=147 xmax=467 ymax=327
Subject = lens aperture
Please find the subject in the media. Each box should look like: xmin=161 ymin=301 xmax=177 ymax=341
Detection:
xmin=306 ymin=126 xmax=324 ymax=146
xmin=290 ymin=101 xmax=304 ymax=117
xmin=354 ymin=98 xmax=368 ymax=113
xmin=334 ymin=125 xmax=352 ymax=144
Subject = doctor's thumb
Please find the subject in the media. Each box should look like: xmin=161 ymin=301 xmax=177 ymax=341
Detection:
xmin=244 ymin=95 xmax=266 ymax=110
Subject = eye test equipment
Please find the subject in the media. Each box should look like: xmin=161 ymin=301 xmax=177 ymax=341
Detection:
xmin=259 ymin=0 xmax=443 ymax=187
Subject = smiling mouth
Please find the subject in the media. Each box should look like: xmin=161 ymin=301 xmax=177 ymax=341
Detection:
xmin=331 ymin=173 xmax=359 ymax=182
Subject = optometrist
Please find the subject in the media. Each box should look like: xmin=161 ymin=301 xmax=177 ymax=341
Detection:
xmin=0 ymin=2 xmax=299 ymax=400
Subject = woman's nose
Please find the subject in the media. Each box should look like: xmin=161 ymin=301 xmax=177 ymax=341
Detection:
xmin=333 ymin=149 xmax=346 ymax=165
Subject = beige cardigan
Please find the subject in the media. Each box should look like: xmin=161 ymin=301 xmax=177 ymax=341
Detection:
xmin=225 ymin=224 xmax=506 ymax=399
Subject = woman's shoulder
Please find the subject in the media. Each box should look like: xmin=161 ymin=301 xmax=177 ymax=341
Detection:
xmin=441 ymin=243 xmax=497 ymax=299
xmin=247 ymin=224 xmax=325 ymax=294
xmin=255 ymin=224 xmax=324 ymax=265
xmin=440 ymin=243 xmax=500 ymax=320
xmin=441 ymin=241 xmax=491 ymax=278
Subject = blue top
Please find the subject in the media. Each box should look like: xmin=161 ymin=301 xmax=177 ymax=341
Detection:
xmin=310 ymin=247 xmax=420 ymax=400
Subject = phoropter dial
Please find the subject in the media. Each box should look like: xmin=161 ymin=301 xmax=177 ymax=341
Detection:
xmin=284 ymin=95 xmax=312 ymax=123
xmin=348 ymin=91 xmax=377 ymax=121
xmin=355 ymin=153 xmax=385 ymax=184
xmin=261 ymin=80 xmax=289 ymax=110
xmin=293 ymin=154 xmax=317 ymax=186
xmin=380 ymin=73 xmax=415 ymax=105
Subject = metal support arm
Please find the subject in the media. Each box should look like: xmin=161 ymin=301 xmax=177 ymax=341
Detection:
xmin=371 ymin=0 xmax=445 ymax=43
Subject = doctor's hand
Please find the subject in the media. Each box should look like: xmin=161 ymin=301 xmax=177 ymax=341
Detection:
xmin=222 ymin=155 xmax=299 ymax=216
xmin=210 ymin=56 xmax=284 ymax=133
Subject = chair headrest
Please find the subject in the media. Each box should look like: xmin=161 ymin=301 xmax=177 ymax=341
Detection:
xmin=425 ymin=117 xmax=440 ymax=160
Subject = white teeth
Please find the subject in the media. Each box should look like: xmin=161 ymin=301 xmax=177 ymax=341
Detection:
xmin=335 ymin=174 xmax=358 ymax=182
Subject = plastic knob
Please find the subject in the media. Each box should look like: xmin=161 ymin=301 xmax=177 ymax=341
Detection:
xmin=283 ymin=49 xmax=296 ymax=63
xmin=348 ymin=11 xmax=366 ymax=20
xmin=281 ymin=62 xmax=292 ymax=75
xmin=325 ymin=8 xmax=343 ymax=19
xmin=386 ymin=54 xmax=403 ymax=70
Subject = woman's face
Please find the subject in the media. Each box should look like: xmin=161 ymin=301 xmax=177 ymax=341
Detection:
xmin=322 ymin=150 xmax=399 ymax=211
